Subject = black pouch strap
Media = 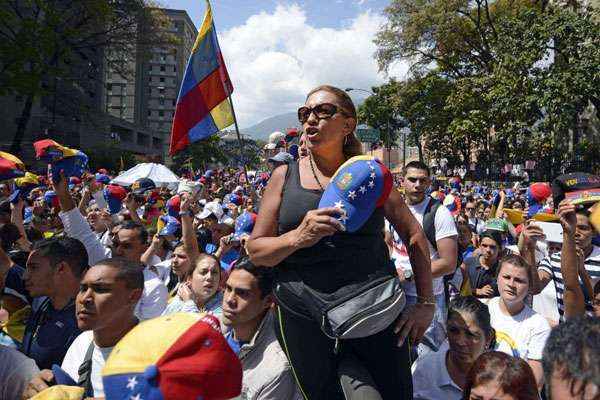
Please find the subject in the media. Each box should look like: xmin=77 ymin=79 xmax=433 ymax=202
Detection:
xmin=77 ymin=341 xmax=96 ymax=397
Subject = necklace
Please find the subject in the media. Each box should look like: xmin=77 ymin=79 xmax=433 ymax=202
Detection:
xmin=308 ymin=152 xmax=325 ymax=191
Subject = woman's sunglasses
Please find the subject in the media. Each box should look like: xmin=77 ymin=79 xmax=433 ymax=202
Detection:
xmin=297 ymin=103 xmax=348 ymax=124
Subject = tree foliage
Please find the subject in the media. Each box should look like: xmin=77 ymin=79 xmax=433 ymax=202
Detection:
xmin=374 ymin=0 xmax=600 ymax=178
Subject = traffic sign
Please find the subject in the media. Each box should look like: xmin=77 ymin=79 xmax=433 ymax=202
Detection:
xmin=356 ymin=125 xmax=380 ymax=143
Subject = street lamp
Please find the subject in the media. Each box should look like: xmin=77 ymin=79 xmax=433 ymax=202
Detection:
xmin=345 ymin=87 xmax=375 ymax=96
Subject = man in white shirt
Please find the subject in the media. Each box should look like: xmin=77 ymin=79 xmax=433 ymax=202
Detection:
xmin=387 ymin=161 xmax=458 ymax=354
xmin=23 ymin=257 xmax=142 ymax=398
xmin=54 ymin=173 xmax=167 ymax=320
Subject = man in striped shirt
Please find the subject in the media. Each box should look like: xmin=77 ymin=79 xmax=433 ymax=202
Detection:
xmin=522 ymin=204 xmax=600 ymax=321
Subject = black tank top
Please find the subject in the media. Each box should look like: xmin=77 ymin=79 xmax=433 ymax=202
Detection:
xmin=274 ymin=161 xmax=395 ymax=308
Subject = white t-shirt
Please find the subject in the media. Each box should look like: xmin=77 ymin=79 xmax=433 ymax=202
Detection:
xmin=488 ymin=297 xmax=551 ymax=361
xmin=61 ymin=331 xmax=114 ymax=397
xmin=411 ymin=340 xmax=462 ymax=400
xmin=387 ymin=197 xmax=458 ymax=296
xmin=135 ymin=267 xmax=168 ymax=320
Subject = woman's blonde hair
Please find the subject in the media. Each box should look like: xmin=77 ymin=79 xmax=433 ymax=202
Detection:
xmin=306 ymin=85 xmax=363 ymax=159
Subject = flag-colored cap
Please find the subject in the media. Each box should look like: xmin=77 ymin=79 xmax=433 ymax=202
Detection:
xmin=318 ymin=156 xmax=392 ymax=233
xmin=0 ymin=151 xmax=25 ymax=181
xmin=30 ymin=385 xmax=84 ymax=400
xmin=159 ymin=215 xmax=181 ymax=237
xmin=443 ymin=193 xmax=461 ymax=216
xmin=234 ymin=211 xmax=257 ymax=239
xmin=44 ymin=190 xmax=59 ymax=208
xmin=95 ymin=173 xmax=111 ymax=185
xmin=103 ymin=185 xmax=127 ymax=215
xmin=166 ymin=195 xmax=180 ymax=217
xmin=9 ymin=172 xmax=40 ymax=203
xmin=102 ymin=313 xmax=242 ymax=400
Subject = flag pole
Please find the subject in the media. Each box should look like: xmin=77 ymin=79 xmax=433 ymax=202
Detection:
xmin=227 ymin=95 xmax=255 ymax=197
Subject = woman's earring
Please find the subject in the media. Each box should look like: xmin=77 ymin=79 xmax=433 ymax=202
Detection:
xmin=344 ymin=135 xmax=348 ymax=146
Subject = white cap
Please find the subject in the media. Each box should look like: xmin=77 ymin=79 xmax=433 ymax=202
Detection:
xmin=220 ymin=216 xmax=235 ymax=228
xmin=196 ymin=201 xmax=224 ymax=220
xmin=234 ymin=185 xmax=243 ymax=193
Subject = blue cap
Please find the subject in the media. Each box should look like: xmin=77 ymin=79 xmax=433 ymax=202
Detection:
xmin=233 ymin=212 xmax=257 ymax=239
xmin=159 ymin=216 xmax=181 ymax=237
xmin=318 ymin=156 xmax=392 ymax=233
xmin=95 ymin=173 xmax=110 ymax=184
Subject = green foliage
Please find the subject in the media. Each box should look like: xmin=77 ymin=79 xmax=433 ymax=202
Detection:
xmin=375 ymin=0 xmax=600 ymax=177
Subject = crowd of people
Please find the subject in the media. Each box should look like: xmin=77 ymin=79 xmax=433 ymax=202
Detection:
xmin=0 ymin=84 xmax=598 ymax=400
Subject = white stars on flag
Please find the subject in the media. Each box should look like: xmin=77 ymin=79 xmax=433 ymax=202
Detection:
xmin=126 ymin=377 xmax=138 ymax=390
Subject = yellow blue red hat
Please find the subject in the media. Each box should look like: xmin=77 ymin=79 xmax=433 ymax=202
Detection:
xmin=102 ymin=313 xmax=242 ymax=400
xmin=33 ymin=139 xmax=88 ymax=183
xmin=9 ymin=172 xmax=40 ymax=203
xmin=318 ymin=155 xmax=392 ymax=232
xmin=0 ymin=151 xmax=26 ymax=181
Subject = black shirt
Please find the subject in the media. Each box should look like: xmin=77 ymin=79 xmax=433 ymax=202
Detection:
xmin=464 ymin=255 xmax=499 ymax=297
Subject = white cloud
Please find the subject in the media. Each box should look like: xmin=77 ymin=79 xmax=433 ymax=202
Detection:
xmin=219 ymin=4 xmax=408 ymax=127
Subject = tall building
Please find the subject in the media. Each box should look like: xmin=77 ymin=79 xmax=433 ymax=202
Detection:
xmin=103 ymin=9 xmax=197 ymax=157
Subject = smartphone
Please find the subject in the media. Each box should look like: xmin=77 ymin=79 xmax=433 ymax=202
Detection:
xmin=536 ymin=221 xmax=564 ymax=243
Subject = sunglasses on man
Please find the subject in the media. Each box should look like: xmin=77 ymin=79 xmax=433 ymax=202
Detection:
xmin=297 ymin=103 xmax=349 ymax=124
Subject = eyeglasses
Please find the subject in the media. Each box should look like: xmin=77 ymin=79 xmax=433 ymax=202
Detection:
xmin=466 ymin=207 xmax=476 ymax=211
xmin=297 ymin=103 xmax=348 ymax=124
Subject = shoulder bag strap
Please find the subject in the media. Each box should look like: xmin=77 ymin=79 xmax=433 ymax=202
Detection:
xmin=77 ymin=341 xmax=96 ymax=397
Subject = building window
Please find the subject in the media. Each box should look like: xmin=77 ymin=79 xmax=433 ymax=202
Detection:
xmin=148 ymin=76 xmax=152 ymax=83
xmin=160 ymin=65 xmax=166 ymax=72
xmin=159 ymin=87 xmax=165 ymax=94
xmin=160 ymin=77 xmax=165 ymax=83
xmin=159 ymin=99 xmax=165 ymax=105
xmin=172 ymin=99 xmax=176 ymax=106
xmin=159 ymin=110 xmax=164 ymax=117
xmin=147 ymin=110 xmax=152 ymax=116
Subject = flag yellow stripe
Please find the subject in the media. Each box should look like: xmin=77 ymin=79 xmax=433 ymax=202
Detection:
xmin=191 ymin=1 xmax=214 ymax=54
xmin=210 ymin=98 xmax=234 ymax=130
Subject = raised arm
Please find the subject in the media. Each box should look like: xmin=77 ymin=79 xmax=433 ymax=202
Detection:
xmin=518 ymin=221 xmax=552 ymax=295
xmin=10 ymin=199 xmax=32 ymax=251
xmin=557 ymin=201 xmax=587 ymax=318
xmin=180 ymin=193 xmax=200 ymax=262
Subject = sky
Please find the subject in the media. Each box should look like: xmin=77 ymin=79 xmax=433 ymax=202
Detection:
xmin=160 ymin=0 xmax=409 ymax=128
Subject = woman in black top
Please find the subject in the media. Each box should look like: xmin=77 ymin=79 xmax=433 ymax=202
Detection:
xmin=247 ymin=85 xmax=434 ymax=400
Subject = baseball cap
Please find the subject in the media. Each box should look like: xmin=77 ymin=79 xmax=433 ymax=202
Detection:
xmin=0 ymin=151 xmax=26 ymax=181
xmin=166 ymin=195 xmax=181 ymax=218
xmin=197 ymin=201 xmax=224 ymax=221
xmin=225 ymin=193 xmax=242 ymax=206
xmin=44 ymin=190 xmax=59 ymax=208
xmin=103 ymin=185 xmax=127 ymax=215
xmin=102 ymin=313 xmax=242 ymax=400
xmin=318 ymin=156 xmax=392 ymax=233
xmin=552 ymin=172 xmax=600 ymax=207
xmin=233 ymin=211 xmax=257 ymax=239
xmin=480 ymin=230 xmax=503 ymax=246
xmin=268 ymin=152 xmax=293 ymax=164
xmin=95 ymin=173 xmax=111 ymax=185
xmin=131 ymin=178 xmax=156 ymax=195
xmin=159 ymin=215 xmax=181 ymax=237
xmin=485 ymin=218 xmax=509 ymax=233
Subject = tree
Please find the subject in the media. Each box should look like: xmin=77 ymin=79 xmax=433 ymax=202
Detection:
xmin=86 ymin=142 xmax=137 ymax=173
xmin=0 ymin=0 xmax=175 ymax=153
xmin=375 ymin=0 xmax=600 ymax=178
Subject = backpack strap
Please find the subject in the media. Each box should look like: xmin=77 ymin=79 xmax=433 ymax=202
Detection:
xmin=423 ymin=199 xmax=442 ymax=251
xmin=77 ymin=341 xmax=96 ymax=398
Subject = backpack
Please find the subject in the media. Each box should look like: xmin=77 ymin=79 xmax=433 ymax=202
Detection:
xmin=422 ymin=199 xmax=442 ymax=251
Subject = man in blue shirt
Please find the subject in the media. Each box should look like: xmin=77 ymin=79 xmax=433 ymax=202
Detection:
xmin=19 ymin=238 xmax=88 ymax=369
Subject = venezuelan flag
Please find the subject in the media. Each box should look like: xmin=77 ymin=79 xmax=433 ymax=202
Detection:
xmin=33 ymin=139 xmax=81 ymax=163
xmin=0 ymin=151 xmax=26 ymax=181
xmin=169 ymin=0 xmax=234 ymax=155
